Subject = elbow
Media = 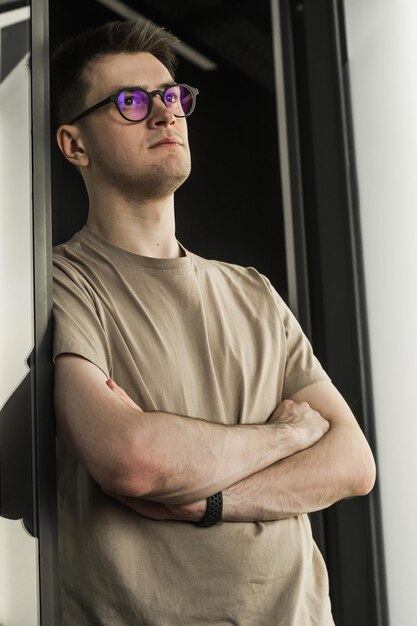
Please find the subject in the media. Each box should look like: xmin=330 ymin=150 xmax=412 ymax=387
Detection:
xmin=358 ymin=459 xmax=377 ymax=496
xmin=353 ymin=449 xmax=377 ymax=497
xmin=99 ymin=466 xmax=151 ymax=498
xmin=97 ymin=436 xmax=156 ymax=498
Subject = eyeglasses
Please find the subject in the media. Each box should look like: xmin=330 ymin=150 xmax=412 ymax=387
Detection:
xmin=68 ymin=83 xmax=199 ymax=125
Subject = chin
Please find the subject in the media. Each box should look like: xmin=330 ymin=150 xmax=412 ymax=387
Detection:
xmin=155 ymin=163 xmax=192 ymax=193
xmin=120 ymin=168 xmax=191 ymax=201
xmin=158 ymin=171 xmax=191 ymax=197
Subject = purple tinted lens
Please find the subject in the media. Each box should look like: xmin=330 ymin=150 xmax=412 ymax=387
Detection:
xmin=164 ymin=85 xmax=193 ymax=116
xmin=117 ymin=89 xmax=149 ymax=120
xmin=180 ymin=86 xmax=193 ymax=115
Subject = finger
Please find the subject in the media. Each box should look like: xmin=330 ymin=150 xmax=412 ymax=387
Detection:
xmin=106 ymin=379 xmax=131 ymax=404
xmin=106 ymin=378 xmax=126 ymax=396
xmin=106 ymin=379 xmax=143 ymax=411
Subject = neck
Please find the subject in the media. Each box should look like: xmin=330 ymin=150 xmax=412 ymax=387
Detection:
xmin=86 ymin=192 xmax=181 ymax=259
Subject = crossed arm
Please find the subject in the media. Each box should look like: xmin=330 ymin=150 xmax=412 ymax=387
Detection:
xmin=54 ymin=354 xmax=376 ymax=523
xmin=220 ymin=382 xmax=376 ymax=522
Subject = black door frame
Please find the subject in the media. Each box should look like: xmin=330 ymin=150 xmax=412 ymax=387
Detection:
xmin=271 ymin=1 xmax=389 ymax=624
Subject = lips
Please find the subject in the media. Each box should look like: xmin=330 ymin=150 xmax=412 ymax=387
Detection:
xmin=150 ymin=136 xmax=183 ymax=148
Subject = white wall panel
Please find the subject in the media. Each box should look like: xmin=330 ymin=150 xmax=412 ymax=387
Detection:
xmin=344 ymin=1 xmax=417 ymax=624
xmin=0 ymin=7 xmax=39 ymax=624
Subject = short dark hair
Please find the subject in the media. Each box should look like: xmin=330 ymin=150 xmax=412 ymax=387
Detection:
xmin=50 ymin=19 xmax=179 ymax=130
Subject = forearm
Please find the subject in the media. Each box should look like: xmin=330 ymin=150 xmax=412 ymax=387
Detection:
xmin=123 ymin=410 xmax=306 ymax=504
xmin=56 ymin=357 xmax=320 ymax=505
xmin=102 ymin=379 xmax=329 ymax=507
xmin=132 ymin=420 xmax=374 ymax=523
xmin=60 ymin=358 xmax=337 ymax=518
xmin=103 ymin=381 xmax=375 ymax=524
xmin=222 ymin=422 xmax=375 ymax=522
xmin=103 ymin=402 xmax=334 ymax=524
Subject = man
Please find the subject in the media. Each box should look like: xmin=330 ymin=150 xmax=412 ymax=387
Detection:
xmin=51 ymin=19 xmax=375 ymax=626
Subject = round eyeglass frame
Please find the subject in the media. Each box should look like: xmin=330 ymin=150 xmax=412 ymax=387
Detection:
xmin=68 ymin=83 xmax=199 ymax=125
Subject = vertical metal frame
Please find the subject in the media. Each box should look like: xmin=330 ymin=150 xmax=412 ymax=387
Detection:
xmin=31 ymin=0 xmax=60 ymax=622
xmin=270 ymin=0 xmax=388 ymax=624
xmin=270 ymin=0 xmax=311 ymax=334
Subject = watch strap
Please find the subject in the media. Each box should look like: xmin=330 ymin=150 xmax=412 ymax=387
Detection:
xmin=194 ymin=492 xmax=223 ymax=527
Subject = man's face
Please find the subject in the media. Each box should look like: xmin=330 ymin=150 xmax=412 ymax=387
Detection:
xmin=77 ymin=51 xmax=192 ymax=201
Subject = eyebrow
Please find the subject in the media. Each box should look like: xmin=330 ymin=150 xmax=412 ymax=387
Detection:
xmin=106 ymin=81 xmax=175 ymax=94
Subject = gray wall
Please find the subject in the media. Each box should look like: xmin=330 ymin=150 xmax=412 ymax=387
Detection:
xmin=344 ymin=1 xmax=417 ymax=623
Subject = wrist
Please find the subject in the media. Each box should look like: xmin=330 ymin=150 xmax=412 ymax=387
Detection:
xmin=185 ymin=498 xmax=207 ymax=520
xmin=221 ymin=485 xmax=244 ymax=522
xmin=272 ymin=422 xmax=306 ymax=456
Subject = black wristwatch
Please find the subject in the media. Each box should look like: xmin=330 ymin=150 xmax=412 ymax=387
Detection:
xmin=194 ymin=492 xmax=223 ymax=527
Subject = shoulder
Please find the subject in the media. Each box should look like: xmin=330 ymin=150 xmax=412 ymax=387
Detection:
xmin=53 ymin=233 xmax=82 ymax=272
xmin=187 ymin=250 xmax=289 ymax=321
xmin=188 ymin=250 xmax=276 ymax=292
xmin=52 ymin=233 xmax=99 ymax=305
xmin=52 ymin=230 xmax=97 ymax=282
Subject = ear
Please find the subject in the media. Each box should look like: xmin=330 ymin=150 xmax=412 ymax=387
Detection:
xmin=56 ymin=124 xmax=90 ymax=168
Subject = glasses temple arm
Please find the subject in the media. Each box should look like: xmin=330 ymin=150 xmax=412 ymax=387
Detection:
xmin=68 ymin=96 xmax=113 ymax=125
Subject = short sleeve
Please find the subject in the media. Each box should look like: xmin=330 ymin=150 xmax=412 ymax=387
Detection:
xmin=53 ymin=256 xmax=112 ymax=378
xmin=259 ymin=274 xmax=331 ymax=398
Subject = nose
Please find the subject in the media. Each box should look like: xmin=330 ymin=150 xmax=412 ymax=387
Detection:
xmin=147 ymin=94 xmax=176 ymax=128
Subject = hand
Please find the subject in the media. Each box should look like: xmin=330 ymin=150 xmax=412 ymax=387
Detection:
xmin=268 ymin=399 xmax=329 ymax=451
xmin=221 ymin=401 xmax=330 ymax=523
xmin=106 ymin=378 xmax=143 ymax=411
xmin=103 ymin=489 xmax=207 ymax=522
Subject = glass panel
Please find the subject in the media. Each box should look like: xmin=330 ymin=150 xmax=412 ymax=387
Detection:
xmin=0 ymin=3 xmax=40 ymax=624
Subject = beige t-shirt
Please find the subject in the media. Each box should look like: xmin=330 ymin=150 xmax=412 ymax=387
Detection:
xmin=53 ymin=226 xmax=334 ymax=626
